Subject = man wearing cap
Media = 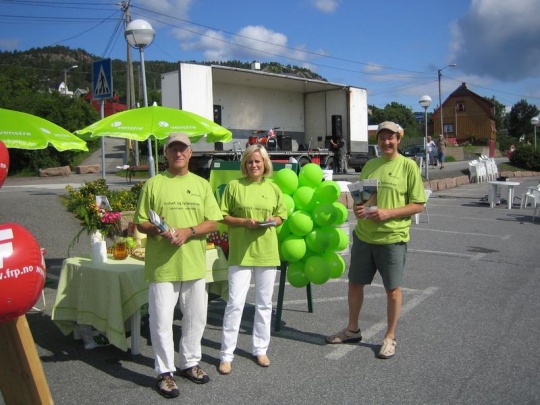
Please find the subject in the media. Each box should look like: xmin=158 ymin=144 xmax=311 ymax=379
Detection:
xmin=326 ymin=121 xmax=425 ymax=360
xmin=134 ymin=133 xmax=223 ymax=398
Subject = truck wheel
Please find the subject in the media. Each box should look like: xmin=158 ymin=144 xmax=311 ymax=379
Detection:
xmin=324 ymin=159 xmax=334 ymax=171
xmin=297 ymin=156 xmax=311 ymax=167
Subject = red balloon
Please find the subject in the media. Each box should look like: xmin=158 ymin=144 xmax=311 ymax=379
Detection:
xmin=0 ymin=223 xmax=45 ymax=323
xmin=0 ymin=141 xmax=8 ymax=189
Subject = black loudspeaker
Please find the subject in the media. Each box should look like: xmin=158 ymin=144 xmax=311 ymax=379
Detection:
xmin=281 ymin=136 xmax=292 ymax=151
xmin=332 ymin=115 xmax=342 ymax=137
xmin=266 ymin=137 xmax=278 ymax=151
xmin=325 ymin=136 xmax=332 ymax=149
xmin=215 ymin=142 xmax=224 ymax=151
xmin=213 ymin=105 xmax=222 ymax=125
xmin=276 ymin=135 xmax=284 ymax=149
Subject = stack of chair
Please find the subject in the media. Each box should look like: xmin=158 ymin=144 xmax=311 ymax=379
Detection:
xmin=468 ymin=160 xmax=487 ymax=183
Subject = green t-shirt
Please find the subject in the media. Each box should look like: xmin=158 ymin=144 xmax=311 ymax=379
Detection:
xmin=355 ymin=154 xmax=425 ymax=245
xmin=134 ymin=171 xmax=223 ymax=283
xmin=221 ymin=177 xmax=287 ymax=266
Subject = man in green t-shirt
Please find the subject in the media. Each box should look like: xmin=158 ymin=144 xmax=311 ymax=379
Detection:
xmin=326 ymin=121 xmax=425 ymax=360
xmin=134 ymin=133 xmax=223 ymax=398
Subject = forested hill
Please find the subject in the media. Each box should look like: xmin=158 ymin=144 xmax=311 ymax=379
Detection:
xmin=0 ymin=45 xmax=326 ymax=103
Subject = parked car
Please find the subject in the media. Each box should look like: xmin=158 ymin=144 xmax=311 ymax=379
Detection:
xmin=401 ymin=144 xmax=425 ymax=158
xmin=347 ymin=144 xmax=381 ymax=172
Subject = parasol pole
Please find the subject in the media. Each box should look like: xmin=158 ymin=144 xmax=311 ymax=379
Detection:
xmin=100 ymin=100 xmax=106 ymax=179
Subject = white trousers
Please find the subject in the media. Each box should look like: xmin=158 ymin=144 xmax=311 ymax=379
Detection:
xmin=220 ymin=265 xmax=277 ymax=362
xmin=148 ymin=279 xmax=207 ymax=375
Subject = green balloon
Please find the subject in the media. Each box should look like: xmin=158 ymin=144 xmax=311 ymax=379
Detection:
xmin=304 ymin=255 xmax=331 ymax=285
xmin=312 ymin=203 xmax=338 ymax=227
xmin=277 ymin=220 xmax=291 ymax=242
xmin=272 ymin=168 xmax=298 ymax=195
xmin=332 ymin=202 xmax=349 ymax=225
xmin=288 ymin=210 xmax=314 ymax=236
xmin=302 ymin=247 xmax=317 ymax=262
xmin=280 ymin=235 xmax=307 ymax=262
xmin=328 ymin=226 xmax=349 ymax=251
xmin=315 ymin=181 xmax=341 ymax=203
xmin=287 ymin=261 xmax=309 ymax=288
xmin=298 ymin=163 xmax=323 ymax=188
xmin=305 ymin=227 xmax=334 ymax=252
xmin=293 ymin=186 xmax=317 ymax=212
xmin=283 ymin=194 xmax=295 ymax=216
xmin=322 ymin=251 xmax=346 ymax=278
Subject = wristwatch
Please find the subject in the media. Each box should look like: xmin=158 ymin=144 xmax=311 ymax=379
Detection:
xmin=189 ymin=227 xmax=196 ymax=237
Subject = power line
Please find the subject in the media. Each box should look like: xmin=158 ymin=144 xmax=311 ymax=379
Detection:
xmin=1 ymin=1 xmax=538 ymax=105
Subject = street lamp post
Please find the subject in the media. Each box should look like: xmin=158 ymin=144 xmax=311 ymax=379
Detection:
xmin=531 ymin=116 xmax=539 ymax=151
xmin=438 ymin=63 xmax=456 ymax=136
xmin=63 ymin=65 xmax=78 ymax=95
xmin=125 ymin=19 xmax=156 ymax=177
xmin=419 ymin=95 xmax=432 ymax=180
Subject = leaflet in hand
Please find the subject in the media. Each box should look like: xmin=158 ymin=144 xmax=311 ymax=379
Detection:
xmin=347 ymin=179 xmax=378 ymax=207
xmin=148 ymin=209 xmax=171 ymax=233
xmin=257 ymin=219 xmax=277 ymax=227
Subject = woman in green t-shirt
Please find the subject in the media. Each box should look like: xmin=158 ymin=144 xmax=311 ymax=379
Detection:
xmin=218 ymin=145 xmax=287 ymax=375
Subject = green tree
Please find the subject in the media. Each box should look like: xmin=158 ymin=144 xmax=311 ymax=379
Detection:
xmin=368 ymin=102 xmax=420 ymax=137
xmin=486 ymin=96 xmax=507 ymax=131
xmin=507 ymin=99 xmax=539 ymax=140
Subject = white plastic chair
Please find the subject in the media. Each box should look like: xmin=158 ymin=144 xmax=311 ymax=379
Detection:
xmin=521 ymin=184 xmax=540 ymax=209
xmin=479 ymin=158 xmax=493 ymax=181
xmin=469 ymin=160 xmax=486 ymax=183
xmin=533 ymin=189 xmax=540 ymax=222
xmin=479 ymin=157 xmax=496 ymax=181
xmin=476 ymin=161 xmax=487 ymax=182
xmin=490 ymin=158 xmax=499 ymax=180
xmin=468 ymin=161 xmax=479 ymax=183
xmin=415 ymin=189 xmax=432 ymax=224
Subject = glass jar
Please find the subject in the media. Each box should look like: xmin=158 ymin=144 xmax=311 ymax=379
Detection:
xmin=113 ymin=237 xmax=128 ymax=260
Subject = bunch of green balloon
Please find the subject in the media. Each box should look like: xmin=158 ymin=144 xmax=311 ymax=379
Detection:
xmin=272 ymin=164 xmax=349 ymax=287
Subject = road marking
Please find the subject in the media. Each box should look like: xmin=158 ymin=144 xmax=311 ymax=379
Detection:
xmin=409 ymin=249 xmax=487 ymax=260
xmin=412 ymin=227 xmax=510 ymax=239
xmin=325 ymin=286 xmax=438 ymax=360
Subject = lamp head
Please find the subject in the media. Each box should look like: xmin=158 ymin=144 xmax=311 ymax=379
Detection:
xmin=531 ymin=116 xmax=539 ymax=126
xmin=125 ymin=19 xmax=155 ymax=49
xmin=419 ymin=95 xmax=432 ymax=109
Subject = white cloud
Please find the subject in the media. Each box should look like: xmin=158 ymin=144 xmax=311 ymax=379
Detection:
xmin=450 ymin=0 xmax=540 ymax=81
xmin=311 ymin=0 xmax=340 ymax=13
xmin=177 ymin=24 xmax=310 ymax=63
xmin=137 ymin=0 xmax=192 ymax=16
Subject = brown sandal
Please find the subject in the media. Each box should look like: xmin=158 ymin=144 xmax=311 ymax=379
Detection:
xmin=325 ymin=328 xmax=362 ymax=344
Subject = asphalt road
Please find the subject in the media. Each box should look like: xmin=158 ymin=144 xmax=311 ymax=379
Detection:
xmin=1 ymin=151 xmax=539 ymax=404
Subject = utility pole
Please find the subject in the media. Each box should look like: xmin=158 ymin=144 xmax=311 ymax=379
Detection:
xmin=121 ymin=1 xmax=139 ymax=165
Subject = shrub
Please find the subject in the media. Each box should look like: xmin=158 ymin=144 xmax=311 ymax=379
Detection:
xmin=497 ymin=134 xmax=516 ymax=152
xmin=509 ymin=144 xmax=540 ymax=171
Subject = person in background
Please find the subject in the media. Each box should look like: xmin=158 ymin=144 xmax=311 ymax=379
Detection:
xmin=427 ymin=135 xmax=438 ymax=167
xmin=326 ymin=121 xmax=425 ymax=360
xmin=507 ymin=144 xmax=516 ymax=159
xmin=134 ymin=133 xmax=223 ymax=399
xmin=330 ymin=133 xmax=347 ymax=174
xmin=438 ymin=134 xmax=448 ymax=169
xmin=218 ymin=144 xmax=287 ymax=375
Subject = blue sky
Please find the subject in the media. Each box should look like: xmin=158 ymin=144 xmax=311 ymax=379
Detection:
xmin=1 ymin=0 xmax=539 ymax=112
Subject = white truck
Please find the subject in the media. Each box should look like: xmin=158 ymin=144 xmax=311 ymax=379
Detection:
xmin=161 ymin=62 xmax=369 ymax=174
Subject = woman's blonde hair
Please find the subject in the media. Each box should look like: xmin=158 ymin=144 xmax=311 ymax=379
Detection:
xmin=240 ymin=144 xmax=273 ymax=177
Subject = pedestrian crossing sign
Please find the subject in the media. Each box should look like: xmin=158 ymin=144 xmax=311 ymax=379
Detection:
xmin=92 ymin=59 xmax=113 ymax=100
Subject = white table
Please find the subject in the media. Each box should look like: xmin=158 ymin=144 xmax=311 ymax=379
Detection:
xmin=487 ymin=181 xmax=520 ymax=209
